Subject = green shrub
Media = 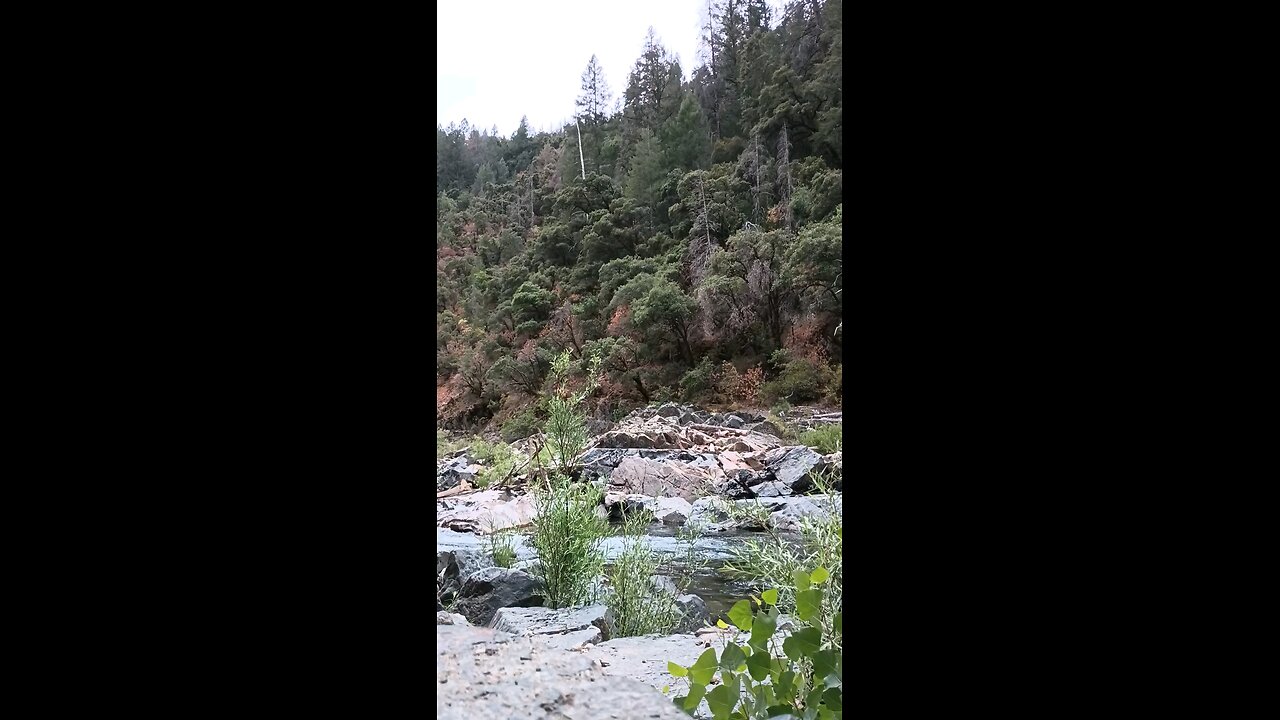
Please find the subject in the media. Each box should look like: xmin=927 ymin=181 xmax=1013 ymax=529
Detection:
xmin=470 ymin=438 xmax=518 ymax=488
xmin=666 ymin=567 xmax=842 ymax=719
xmin=607 ymin=506 xmax=680 ymax=637
xmin=798 ymin=424 xmax=842 ymax=454
xmin=679 ymin=358 xmax=715 ymax=401
xmin=530 ymin=472 xmax=607 ymax=608
xmin=762 ymin=358 xmax=830 ymax=404
xmin=500 ymin=409 xmax=539 ymax=443
xmin=488 ymin=529 xmax=517 ymax=569
xmin=542 ymin=350 xmax=601 ymax=471
xmin=722 ymin=470 xmax=842 ymax=644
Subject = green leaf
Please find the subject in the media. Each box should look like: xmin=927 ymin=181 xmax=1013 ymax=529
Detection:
xmin=668 ymin=661 xmax=688 ymax=677
xmin=727 ymin=599 xmax=754 ymax=632
xmin=822 ymin=686 xmax=843 ymax=711
xmin=776 ymin=670 xmax=796 ymax=701
xmin=707 ymin=681 xmax=738 ymax=719
xmin=689 ymin=648 xmax=719 ymax=686
xmin=810 ymin=566 xmax=830 ymax=584
xmin=765 ymin=706 xmax=795 ymax=718
xmin=745 ymin=648 xmax=772 ymax=681
xmin=716 ymin=619 xmax=729 ymax=629
xmin=833 ymin=612 xmax=842 ymax=635
xmin=761 ymin=588 xmax=779 ymax=606
xmin=683 ymin=682 xmax=707 ymax=712
xmin=783 ymin=627 xmax=822 ymax=661
xmin=795 ymin=588 xmax=822 ymax=621
xmin=793 ymin=569 xmax=811 ymax=592
xmin=811 ymin=649 xmax=837 ymax=681
xmin=748 ymin=607 xmax=777 ymax=652
xmin=720 ymin=643 xmax=747 ymax=673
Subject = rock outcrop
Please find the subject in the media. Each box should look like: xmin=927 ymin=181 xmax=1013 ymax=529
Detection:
xmin=437 ymin=624 xmax=687 ymax=719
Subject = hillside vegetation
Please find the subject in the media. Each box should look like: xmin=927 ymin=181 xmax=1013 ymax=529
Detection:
xmin=438 ymin=0 xmax=842 ymax=433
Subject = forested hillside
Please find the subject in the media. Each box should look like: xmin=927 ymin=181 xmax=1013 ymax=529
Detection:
xmin=437 ymin=0 xmax=842 ymax=435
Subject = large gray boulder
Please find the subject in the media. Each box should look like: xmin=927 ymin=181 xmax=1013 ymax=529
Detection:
xmin=437 ymin=547 xmax=494 ymax=605
xmin=454 ymin=566 xmax=544 ymax=626
xmin=672 ymin=594 xmax=709 ymax=634
xmin=763 ymin=446 xmax=829 ymax=493
xmin=767 ymin=494 xmax=842 ymax=531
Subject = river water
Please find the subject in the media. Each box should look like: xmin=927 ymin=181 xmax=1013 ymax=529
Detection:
xmin=437 ymin=524 xmax=801 ymax=618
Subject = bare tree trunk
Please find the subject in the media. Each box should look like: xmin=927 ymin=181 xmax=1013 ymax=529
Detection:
xmin=575 ymin=120 xmax=586 ymax=180
xmin=777 ymin=123 xmax=793 ymax=231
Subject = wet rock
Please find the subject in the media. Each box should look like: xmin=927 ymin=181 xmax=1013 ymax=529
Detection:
xmin=454 ymin=566 xmax=545 ymax=626
xmin=688 ymin=497 xmax=735 ymax=529
xmin=649 ymin=575 xmax=679 ymax=596
xmin=604 ymin=494 xmax=693 ymax=525
xmin=436 ymin=624 xmax=687 ymax=719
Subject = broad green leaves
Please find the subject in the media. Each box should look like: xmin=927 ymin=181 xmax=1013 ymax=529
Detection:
xmin=665 ymin=569 xmax=841 ymax=719
xmin=689 ymin=647 xmax=718 ymax=686
xmin=727 ymin=599 xmax=754 ymax=631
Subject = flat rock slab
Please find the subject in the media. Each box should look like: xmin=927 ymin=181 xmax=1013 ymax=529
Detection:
xmin=437 ymin=624 xmax=687 ymax=719
xmin=437 ymin=490 xmax=537 ymax=534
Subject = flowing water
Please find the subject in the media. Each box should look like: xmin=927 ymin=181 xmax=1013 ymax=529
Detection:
xmin=437 ymin=524 xmax=803 ymax=619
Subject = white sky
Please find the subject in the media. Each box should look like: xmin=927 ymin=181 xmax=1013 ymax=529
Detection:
xmin=437 ymin=0 xmax=784 ymax=137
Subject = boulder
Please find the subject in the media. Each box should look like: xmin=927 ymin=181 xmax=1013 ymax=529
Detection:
xmin=767 ymin=494 xmax=841 ymax=531
xmin=436 ymin=611 xmax=470 ymax=626
xmin=437 ymin=455 xmax=478 ymax=492
xmin=673 ymin=593 xmax=709 ymax=634
xmin=454 ymin=566 xmax=544 ymax=626
xmin=763 ymin=446 xmax=828 ymax=493
xmin=654 ymin=402 xmax=682 ymax=418
xmin=437 ymin=547 xmax=494 ymax=603
xmin=491 ymin=604 xmax=612 ymax=644
xmin=607 ymin=458 xmax=712 ymax=501
xmin=752 ymin=481 xmax=793 ymax=498
xmin=437 ymin=489 xmax=538 ymax=534
xmin=603 ymin=494 xmax=692 ymax=525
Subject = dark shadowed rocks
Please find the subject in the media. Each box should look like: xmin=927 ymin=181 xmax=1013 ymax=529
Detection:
xmin=455 ymin=566 xmax=544 ymax=626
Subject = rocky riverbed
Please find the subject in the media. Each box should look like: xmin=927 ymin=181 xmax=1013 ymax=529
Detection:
xmin=435 ymin=402 xmax=841 ymax=718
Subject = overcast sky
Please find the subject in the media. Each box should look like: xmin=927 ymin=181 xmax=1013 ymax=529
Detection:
xmin=437 ymin=0 xmax=783 ymax=137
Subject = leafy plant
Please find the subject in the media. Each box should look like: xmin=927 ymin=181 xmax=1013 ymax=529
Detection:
xmin=470 ymin=438 xmax=519 ymax=488
xmin=722 ymin=470 xmax=842 ymax=647
xmin=543 ymin=350 xmax=602 ymax=471
xmin=667 ymin=568 xmax=842 ymax=719
xmin=487 ymin=529 xmax=518 ymax=569
xmin=606 ymin=505 xmax=680 ymax=637
xmin=798 ymin=423 xmax=842 ymax=454
xmin=500 ymin=409 xmax=539 ymax=443
xmin=530 ymin=472 xmax=607 ymax=608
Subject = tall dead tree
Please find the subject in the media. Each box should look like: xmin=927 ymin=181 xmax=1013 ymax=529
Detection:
xmin=776 ymin=123 xmax=793 ymax=231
